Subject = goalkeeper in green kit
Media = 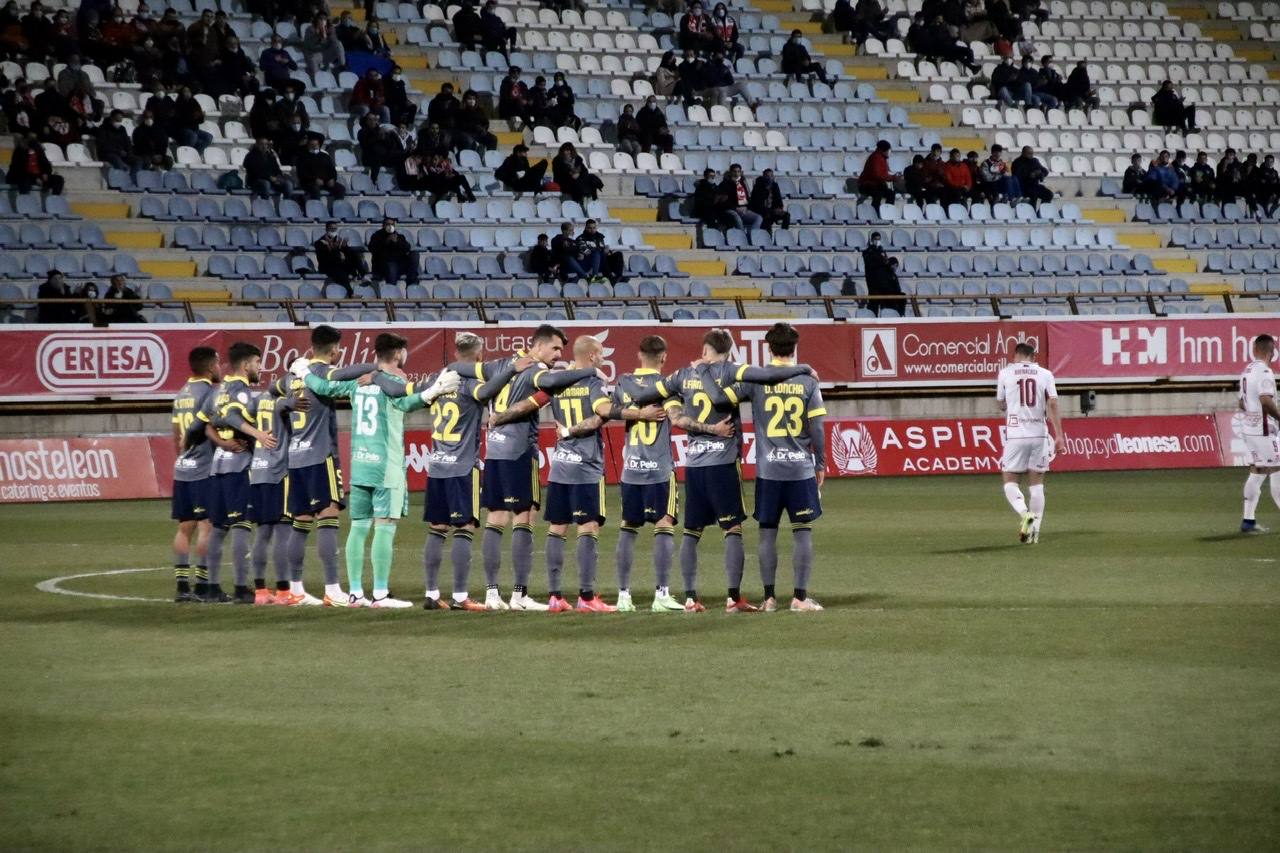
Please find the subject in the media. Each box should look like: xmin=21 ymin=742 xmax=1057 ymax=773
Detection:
xmin=290 ymin=333 xmax=461 ymax=608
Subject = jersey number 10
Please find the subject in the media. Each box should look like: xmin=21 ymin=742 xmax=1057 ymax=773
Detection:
xmin=1017 ymin=378 xmax=1038 ymax=408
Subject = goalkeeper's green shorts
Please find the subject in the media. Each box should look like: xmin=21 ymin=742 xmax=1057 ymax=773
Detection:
xmin=349 ymin=484 xmax=409 ymax=520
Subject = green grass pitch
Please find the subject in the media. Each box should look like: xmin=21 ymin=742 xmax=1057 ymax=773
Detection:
xmin=1 ymin=468 xmax=1278 ymax=852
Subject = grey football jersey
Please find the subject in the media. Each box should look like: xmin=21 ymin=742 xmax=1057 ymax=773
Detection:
xmin=428 ymin=356 xmax=519 ymax=478
xmin=656 ymin=362 xmax=747 ymax=469
xmin=548 ymin=374 xmax=611 ymax=484
xmin=209 ymin=376 xmax=256 ymax=476
xmin=743 ymin=370 xmax=826 ymax=481
xmin=172 ymin=378 xmax=216 ymax=482
xmin=286 ymin=362 xmax=344 ymax=469
xmin=485 ymin=365 xmax=544 ymax=461
xmin=249 ymin=380 xmax=297 ymax=485
xmin=614 ymin=370 xmax=673 ymax=485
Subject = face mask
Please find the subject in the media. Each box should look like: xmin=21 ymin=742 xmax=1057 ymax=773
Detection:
xmin=392 ymin=74 xmax=401 ymax=82
xmin=325 ymin=229 xmax=336 ymax=237
xmin=871 ymin=238 xmax=880 ymax=246
xmin=292 ymin=123 xmax=301 ymax=130
xmin=111 ymin=120 xmax=122 ymax=128
xmin=386 ymin=225 xmax=395 ymax=233
xmin=144 ymin=118 xmax=153 ymax=126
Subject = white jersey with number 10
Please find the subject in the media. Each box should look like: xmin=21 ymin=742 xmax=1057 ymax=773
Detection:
xmin=996 ymin=363 xmax=1058 ymax=440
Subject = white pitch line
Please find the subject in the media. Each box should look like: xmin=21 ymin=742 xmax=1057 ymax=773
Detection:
xmin=36 ymin=567 xmax=170 ymax=603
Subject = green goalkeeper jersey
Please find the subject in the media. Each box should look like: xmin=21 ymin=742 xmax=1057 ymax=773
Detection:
xmin=303 ymin=371 xmax=428 ymax=489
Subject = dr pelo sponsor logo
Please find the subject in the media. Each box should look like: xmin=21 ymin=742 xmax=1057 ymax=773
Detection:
xmin=36 ymin=332 xmax=169 ymax=392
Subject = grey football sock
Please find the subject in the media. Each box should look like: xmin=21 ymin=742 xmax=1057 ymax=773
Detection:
xmin=482 ymin=524 xmax=504 ymax=588
xmin=451 ymin=529 xmax=474 ymax=595
xmin=794 ymin=527 xmax=814 ymax=594
xmin=288 ymin=521 xmax=311 ymax=582
xmin=546 ymin=532 xmax=565 ymax=596
xmin=615 ymin=526 xmax=638 ymax=591
xmin=577 ymin=532 xmax=598 ymax=595
xmin=231 ymin=524 xmax=252 ymax=587
xmin=316 ymin=519 xmax=341 ymax=585
xmin=654 ymin=528 xmax=675 ymax=590
xmin=757 ymin=526 xmax=779 ymax=589
xmin=513 ymin=523 xmax=534 ymax=589
xmin=206 ymin=526 xmax=227 ymax=585
xmin=271 ymin=522 xmax=291 ymax=584
xmin=251 ymin=523 xmax=272 ymax=582
xmin=680 ymin=531 xmax=700 ymax=598
xmin=423 ymin=528 xmax=447 ymax=591
xmin=724 ymin=530 xmax=744 ymax=591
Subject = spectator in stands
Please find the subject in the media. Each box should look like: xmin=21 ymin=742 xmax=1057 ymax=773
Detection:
xmin=495 ymin=143 xmax=547 ymax=194
xmin=1217 ymin=148 xmax=1242 ymax=204
xmin=857 ymin=139 xmax=898 ymax=209
xmin=678 ymin=1 xmax=715 ymax=53
xmin=552 ymin=142 xmax=602 ymax=204
xmin=865 ymin=256 xmax=905 ymax=316
xmin=386 ymin=65 xmax=417 ymax=126
xmin=208 ymin=35 xmax=258 ymax=99
xmin=749 ymin=168 xmax=790 ymax=231
xmin=417 ymin=121 xmax=450 ymax=157
xmin=244 ymin=136 xmax=295 ymax=199
xmin=354 ymin=19 xmax=392 ymax=63
xmin=719 ymin=162 xmax=763 ymax=231
xmin=547 ymin=72 xmax=578 ymax=130
xmin=862 ymin=230 xmax=887 ymax=274
xmin=96 ymin=109 xmax=144 ymax=173
xmin=979 ymin=144 xmax=1020 ymax=201
xmin=37 ymin=270 xmax=77 ymax=323
xmin=1011 ymin=145 xmax=1051 ymax=205
xmin=781 ymin=30 xmax=830 ymax=84
xmin=1143 ymin=149 xmax=1184 ymax=211
xmin=701 ymin=51 xmax=755 ymax=108
xmin=935 ymin=148 xmax=971 ymax=201
xmin=72 ymin=282 xmax=99 ymax=324
xmin=989 ymin=55 xmax=1031 ymax=107
xmin=636 ymin=95 xmax=674 ymax=154
xmin=249 ymin=87 xmax=285 ymax=144
xmin=480 ymin=0 xmax=516 ymax=59
xmin=835 ymin=0 xmax=899 ymax=44
xmin=917 ymin=14 xmax=980 ymax=72
xmin=314 ymin=223 xmax=369 ymax=296
xmin=1151 ymin=80 xmax=1196 ymax=134
xmin=526 ymin=232 xmax=557 ymax=282
xmin=920 ymin=143 xmax=955 ymax=202
xmin=51 ymin=9 xmax=77 ymax=61
xmin=1172 ymin=149 xmax=1190 ymax=185
xmin=615 ymin=104 xmax=641 ymax=156
xmin=351 ymin=68 xmax=390 ymax=124
xmin=1187 ymin=150 xmax=1216 ymax=203
xmin=1020 ymin=55 xmax=1057 ymax=108
xmin=498 ymin=66 xmax=534 ymax=128
xmin=711 ymin=3 xmax=743 ymax=67
xmin=1121 ymin=152 xmax=1146 ymax=195
xmin=527 ymin=75 xmax=552 ymax=127
xmin=172 ymin=86 xmax=212 ymax=153
xmin=1063 ymin=60 xmax=1100 ymax=111
xmin=40 ymin=112 xmax=79 ymax=149
xmin=396 ymin=149 xmax=428 ymax=193
xmin=259 ymin=34 xmax=297 ymax=90
xmin=56 ymin=55 xmax=94 ymax=98
xmin=296 ymin=135 xmax=346 ymax=200
xmin=578 ymin=219 xmax=623 ymax=283
xmin=1036 ymin=55 xmax=1064 ymax=104
xmin=277 ymin=111 xmax=309 ymax=167
xmin=102 ymin=274 xmax=144 ymax=323
xmin=7 ymin=130 xmax=62 ymax=193
xmin=455 ymin=89 xmax=497 ymax=151
xmin=356 ymin=113 xmax=390 ymax=178
xmin=551 ymin=221 xmax=598 ymax=281
xmin=903 ymin=154 xmax=930 ymax=205
xmin=652 ymin=50 xmax=679 ymax=98
xmin=676 ymin=49 xmax=706 ymax=106
xmin=453 ymin=0 xmax=482 ymax=51
xmin=369 ymin=218 xmax=419 ymax=288
xmin=303 ymin=14 xmax=345 ymax=77
xmin=1256 ymin=154 xmax=1280 ymax=218
xmin=133 ymin=110 xmax=173 ymax=170
xmin=693 ymin=167 xmax=726 ymax=227
xmin=424 ymin=152 xmax=476 ymax=203
xmin=335 ymin=11 xmax=363 ymax=53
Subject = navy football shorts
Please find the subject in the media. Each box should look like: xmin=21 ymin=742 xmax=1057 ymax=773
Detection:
xmin=753 ymin=476 xmax=823 ymax=526
xmin=620 ymin=475 xmax=678 ymax=526
xmin=543 ymin=480 xmax=606 ymax=526
xmin=424 ymin=470 xmax=481 ymax=526
xmin=207 ymin=470 xmax=252 ymax=528
xmin=170 ymin=478 xmax=209 ymax=522
xmin=249 ymin=479 xmax=290 ymax=524
xmin=481 ymin=448 xmax=541 ymax=512
xmin=287 ymin=457 xmax=345 ymax=516
xmin=683 ymin=462 xmax=746 ymax=530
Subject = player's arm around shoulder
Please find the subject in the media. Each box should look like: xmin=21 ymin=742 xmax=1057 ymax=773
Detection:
xmin=302 ymin=370 xmax=358 ymax=399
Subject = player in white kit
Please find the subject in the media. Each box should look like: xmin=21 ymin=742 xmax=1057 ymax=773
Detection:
xmin=996 ymin=342 xmax=1065 ymax=543
xmin=1237 ymin=334 xmax=1280 ymax=534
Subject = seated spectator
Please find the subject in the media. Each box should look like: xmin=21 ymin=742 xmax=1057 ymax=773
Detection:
xmin=302 ymin=15 xmax=345 ymax=77
xmin=171 ymin=86 xmax=213 ymax=153
xmin=1022 ymin=56 xmax=1058 ymax=109
xmin=917 ymin=14 xmax=979 ymax=72
xmin=1064 ymin=60 xmax=1100 ymax=111
xmin=1121 ymin=152 xmax=1146 ymax=195
xmin=207 ymin=36 xmax=258 ymax=99
xmin=276 ymin=83 xmax=309 ymax=132
xmin=719 ymin=163 xmax=763 ymax=231
xmin=73 ymin=282 xmax=99 ymax=324
xmin=452 ymin=0 xmax=482 ymax=52
xmin=920 ymin=143 xmax=954 ymax=203
xmin=479 ymin=0 xmax=516 ymax=59
xmin=551 ymin=142 xmax=602 ymax=204
xmin=835 ymin=0 xmax=899 ymax=43
xmin=865 ymin=256 xmax=905 ymax=317
xmin=1036 ymin=56 xmax=1064 ymax=103
xmin=652 ymin=51 xmax=679 ymax=98
xmin=275 ymin=109 xmax=308 ymax=167
xmin=1143 ymin=149 xmax=1184 ymax=210
xmin=386 ymin=65 xmax=417 ymax=127
xmin=368 ymin=218 xmax=419 ymax=288
xmin=259 ymin=34 xmax=297 ymax=90
xmin=526 ymin=232 xmax=558 ymax=282
xmin=636 ymin=96 xmax=674 ymax=154
xmin=1184 ymin=150 xmax=1215 ymax=202
xmin=8 ymin=131 xmax=62 ymax=194
xmin=249 ymin=87 xmax=285 ymax=143
xmin=388 ymin=121 xmax=417 ymax=157
xmin=857 ymin=139 xmax=898 ymax=208
xmin=1255 ymin=154 xmax=1280 ymax=218
xmin=692 ymin=167 xmax=726 ymax=227
xmin=244 ymin=136 xmax=294 ymax=199
xmin=132 ymin=110 xmax=173 ymax=170
xmin=350 ymin=68 xmax=390 ymax=124
xmin=941 ymin=147 xmax=975 ymax=200
xmin=749 ymin=168 xmax=790 ymax=230
xmin=102 ymin=274 xmax=144 ymax=323
xmin=495 ymin=143 xmax=547 ymax=194
xmin=498 ymin=66 xmax=534 ymax=128
xmin=314 ymin=224 xmax=369 ymax=296
xmin=711 ymin=3 xmax=743 ymax=66
xmin=678 ymin=1 xmax=715 ymax=53
xmin=675 ymin=49 xmax=706 ymax=106
xmin=578 ymin=219 xmax=623 ymax=283
xmin=37 ymin=270 xmax=77 ymax=323
xmin=700 ymin=51 xmax=754 ymax=108
xmin=861 ymin=230 xmax=888 ymax=278
xmin=417 ymin=122 xmax=450 ymax=157
xmin=357 ymin=113 xmax=392 ymax=179
xmin=615 ymin=104 xmax=641 ymax=156
xmin=546 ymin=72 xmax=578 ymax=130
xmin=1010 ymin=145 xmax=1051 ymax=204
xmin=781 ymin=30 xmax=830 ymax=84
xmin=979 ymin=144 xmax=1021 ymax=201
xmin=335 ymin=11 xmax=363 ymax=53
xmin=965 ymin=149 xmax=982 ymax=186
xmin=295 ymin=136 xmax=346 ymax=200
xmin=40 ymin=113 xmax=79 ymax=149
xmin=423 ymin=152 xmax=476 ymax=203
xmin=990 ymin=55 xmax=1029 ymax=107
xmin=551 ymin=221 xmax=599 ymax=281
xmin=903 ymin=154 xmax=931 ymax=205
xmin=56 ymin=55 xmax=95 ymax=98
xmin=427 ymin=82 xmax=461 ymax=144
xmin=1217 ymin=148 xmax=1242 ymax=204
xmin=527 ymin=76 xmax=552 ymax=127
xmin=455 ymin=89 xmax=497 ymax=151
xmin=1151 ymin=80 xmax=1196 ymax=134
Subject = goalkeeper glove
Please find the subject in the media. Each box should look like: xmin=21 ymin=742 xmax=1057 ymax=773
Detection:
xmin=421 ymin=369 xmax=461 ymax=403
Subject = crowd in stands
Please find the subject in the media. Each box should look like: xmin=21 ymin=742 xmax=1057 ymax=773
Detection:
xmin=526 ymin=219 xmax=625 ymax=284
xmin=35 ymin=269 xmax=144 ymax=323
xmin=1122 ymin=148 xmax=1280 ymax=217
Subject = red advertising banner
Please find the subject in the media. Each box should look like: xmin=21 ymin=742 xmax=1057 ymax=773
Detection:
xmin=1046 ymin=317 xmax=1280 ymax=381
xmin=855 ymin=321 xmax=1048 ymax=384
xmin=0 ymin=435 xmax=164 ymax=503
